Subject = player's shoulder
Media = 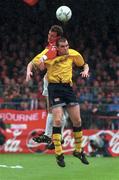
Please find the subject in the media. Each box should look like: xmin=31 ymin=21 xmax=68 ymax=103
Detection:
xmin=40 ymin=48 xmax=48 ymax=55
xmin=32 ymin=49 xmax=48 ymax=61
xmin=68 ymin=49 xmax=81 ymax=56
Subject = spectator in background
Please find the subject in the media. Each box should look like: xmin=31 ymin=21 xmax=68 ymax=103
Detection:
xmin=89 ymin=133 xmax=111 ymax=157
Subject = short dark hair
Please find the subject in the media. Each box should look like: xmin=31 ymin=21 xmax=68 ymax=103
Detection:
xmin=50 ymin=25 xmax=63 ymax=36
xmin=56 ymin=37 xmax=68 ymax=46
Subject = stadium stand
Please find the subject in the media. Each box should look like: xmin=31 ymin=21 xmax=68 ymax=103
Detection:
xmin=0 ymin=0 xmax=119 ymax=129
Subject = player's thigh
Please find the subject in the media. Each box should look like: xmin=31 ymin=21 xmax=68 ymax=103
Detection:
xmin=67 ymin=104 xmax=81 ymax=123
xmin=52 ymin=106 xmax=64 ymax=126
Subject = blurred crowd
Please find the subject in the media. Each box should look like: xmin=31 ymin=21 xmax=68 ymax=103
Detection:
xmin=0 ymin=0 xmax=119 ymax=129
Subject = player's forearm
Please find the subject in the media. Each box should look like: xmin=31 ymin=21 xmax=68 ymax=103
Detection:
xmin=26 ymin=62 xmax=34 ymax=82
xmin=27 ymin=62 xmax=33 ymax=73
xmin=80 ymin=63 xmax=89 ymax=78
xmin=83 ymin=63 xmax=89 ymax=73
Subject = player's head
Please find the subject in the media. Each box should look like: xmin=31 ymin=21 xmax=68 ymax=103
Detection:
xmin=56 ymin=37 xmax=69 ymax=55
xmin=48 ymin=25 xmax=63 ymax=43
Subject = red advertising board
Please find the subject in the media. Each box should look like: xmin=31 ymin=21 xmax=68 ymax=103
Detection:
xmin=0 ymin=109 xmax=119 ymax=156
xmin=0 ymin=109 xmax=47 ymax=153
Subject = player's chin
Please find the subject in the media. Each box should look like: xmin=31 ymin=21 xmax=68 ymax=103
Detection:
xmin=62 ymin=51 xmax=68 ymax=55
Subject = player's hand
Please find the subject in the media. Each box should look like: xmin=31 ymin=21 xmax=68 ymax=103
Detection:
xmin=26 ymin=71 xmax=33 ymax=82
xmin=39 ymin=56 xmax=47 ymax=71
xmin=80 ymin=71 xmax=89 ymax=78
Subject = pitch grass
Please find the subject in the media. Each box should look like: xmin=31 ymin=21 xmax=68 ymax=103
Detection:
xmin=0 ymin=154 xmax=119 ymax=180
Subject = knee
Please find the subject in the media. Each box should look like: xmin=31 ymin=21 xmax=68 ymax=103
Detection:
xmin=73 ymin=118 xmax=82 ymax=127
xmin=54 ymin=118 xmax=62 ymax=127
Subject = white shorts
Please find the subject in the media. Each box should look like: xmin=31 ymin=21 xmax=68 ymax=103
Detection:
xmin=42 ymin=77 xmax=48 ymax=96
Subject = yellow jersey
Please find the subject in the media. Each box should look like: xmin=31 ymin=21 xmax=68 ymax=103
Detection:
xmin=32 ymin=49 xmax=85 ymax=84
xmin=31 ymin=49 xmax=48 ymax=69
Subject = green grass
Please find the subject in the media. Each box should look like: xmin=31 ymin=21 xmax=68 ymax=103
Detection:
xmin=0 ymin=154 xmax=119 ymax=180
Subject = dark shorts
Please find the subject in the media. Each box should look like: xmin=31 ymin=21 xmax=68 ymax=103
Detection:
xmin=48 ymin=83 xmax=79 ymax=108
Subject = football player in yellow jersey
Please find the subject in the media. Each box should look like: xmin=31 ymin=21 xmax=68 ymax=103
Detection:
xmin=31 ymin=37 xmax=89 ymax=167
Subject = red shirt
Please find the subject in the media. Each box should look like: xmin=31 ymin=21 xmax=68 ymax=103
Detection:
xmin=45 ymin=37 xmax=60 ymax=59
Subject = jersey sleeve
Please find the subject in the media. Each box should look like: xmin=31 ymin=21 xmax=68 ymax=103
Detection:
xmin=69 ymin=49 xmax=85 ymax=67
xmin=31 ymin=49 xmax=48 ymax=68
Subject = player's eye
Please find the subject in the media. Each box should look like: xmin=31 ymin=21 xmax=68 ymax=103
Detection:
xmin=60 ymin=44 xmax=69 ymax=48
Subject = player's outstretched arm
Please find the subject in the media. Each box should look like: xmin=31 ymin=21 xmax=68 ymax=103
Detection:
xmin=26 ymin=62 xmax=33 ymax=82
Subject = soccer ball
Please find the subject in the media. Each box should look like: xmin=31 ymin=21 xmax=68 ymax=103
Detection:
xmin=56 ymin=6 xmax=72 ymax=22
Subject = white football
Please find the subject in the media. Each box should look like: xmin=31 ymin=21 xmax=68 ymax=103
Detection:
xmin=56 ymin=6 xmax=72 ymax=22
